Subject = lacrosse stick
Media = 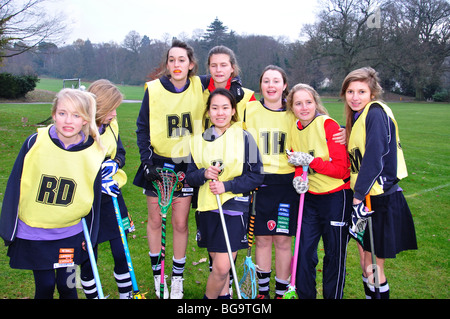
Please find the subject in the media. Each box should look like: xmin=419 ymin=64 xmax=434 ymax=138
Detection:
xmin=81 ymin=217 xmax=105 ymax=299
xmin=283 ymin=165 xmax=308 ymax=299
xmin=238 ymin=188 xmax=258 ymax=299
xmin=211 ymin=170 xmax=242 ymax=300
xmin=152 ymin=167 xmax=178 ymax=299
xmin=112 ymin=197 xmax=146 ymax=299
xmin=365 ymin=195 xmax=380 ymax=299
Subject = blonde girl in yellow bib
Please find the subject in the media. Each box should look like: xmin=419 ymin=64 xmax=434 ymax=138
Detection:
xmin=79 ymin=79 xmax=136 ymax=299
xmin=0 ymin=89 xmax=104 ymax=299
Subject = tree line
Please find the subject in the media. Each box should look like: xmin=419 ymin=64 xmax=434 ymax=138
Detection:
xmin=1 ymin=0 xmax=449 ymax=100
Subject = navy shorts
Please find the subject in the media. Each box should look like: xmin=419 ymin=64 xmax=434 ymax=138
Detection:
xmin=141 ymin=159 xmax=194 ymax=198
xmin=195 ymin=211 xmax=248 ymax=253
xmin=254 ymin=183 xmax=299 ymax=236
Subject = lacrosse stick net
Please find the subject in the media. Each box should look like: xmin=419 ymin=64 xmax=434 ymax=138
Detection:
xmin=152 ymin=168 xmax=178 ymax=217
xmin=239 ymin=189 xmax=258 ymax=299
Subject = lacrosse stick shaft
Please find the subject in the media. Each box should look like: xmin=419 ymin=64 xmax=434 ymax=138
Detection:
xmin=152 ymin=167 xmax=178 ymax=299
xmin=112 ymin=197 xmax=144 ymax=298
xmin=160 ymin=215 xmax=167 ymax=299
xmin=283 ymin=165 xmax=308 ymax=299
xmin=215 ymin=190 xmax=242 ymax=299
xmin=247 ymin=189 xmax=257 ymax=255
xmin=365 ymin=195 xmax=380 ymax=299
xmin=81 ymin=218 xmax=104 ymax=299
xmin=289 ymin=166 xmax=308 ymax=287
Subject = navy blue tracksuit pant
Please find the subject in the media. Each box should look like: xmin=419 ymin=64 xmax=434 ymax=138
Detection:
xmin=295 ymin=189 xmax=352 ymax=299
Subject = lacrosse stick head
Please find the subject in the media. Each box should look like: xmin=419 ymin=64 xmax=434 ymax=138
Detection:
xmin=239 ymin=256 xmax=258 ymax=299
xmin=151 ymin=168 xmax=178 ymax=216
xmin=132 ymin=292 xmax=147 ymax=299
xmin=283 ymin=285 xmax=298 ymax=299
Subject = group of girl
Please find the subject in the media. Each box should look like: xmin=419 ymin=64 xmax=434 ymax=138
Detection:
xmin=0 ymin=39 xmax=417 ymax=300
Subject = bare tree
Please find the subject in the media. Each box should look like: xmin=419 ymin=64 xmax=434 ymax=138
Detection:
xmin=122 ymin=30 xmax=142 ymax=54
xmin=381 ymin=0 xmax=450 ymax=99
xmin=0 ymin=0 xmax=66 ymax=61
xmin=300 ymin=0 xmax=388 ymax=89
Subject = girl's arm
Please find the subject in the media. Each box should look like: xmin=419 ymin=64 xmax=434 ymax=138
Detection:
xmin=222 ymin=131 xmax=264 ymax=194
xmin=135 ymin=89 xmax=153 ymax=165
xmin=185 ymin=155 xmax=207 ymax=187
xmin=115 ymin=134 xmax=126 ymax=168
xmin=0 ymin=134 xmax=37 ymax=245
xmin=353 ymin=105 xmax=390 ymax=201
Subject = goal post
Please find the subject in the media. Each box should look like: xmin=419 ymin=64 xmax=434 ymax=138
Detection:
xmin=63 ymin=78 xmax=82 ymax=89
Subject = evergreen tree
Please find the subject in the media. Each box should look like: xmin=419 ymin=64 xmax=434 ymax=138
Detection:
xmin=202 ymin=17 xmax=235 ymax=50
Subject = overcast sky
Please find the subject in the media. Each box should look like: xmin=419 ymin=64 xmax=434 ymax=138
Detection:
xmin=42 ymin=0 xmax=321 ymax=45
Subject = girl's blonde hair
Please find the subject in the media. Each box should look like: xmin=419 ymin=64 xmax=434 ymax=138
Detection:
xmin=286 ymin=83 xmax=329 ymax=116
xmin=340 ymin=67 xmax=383 ymax=144
xmin=88 ymin=79 xmax=123 ymax=127
xmin=51 ymin=88 xmax=101 ymax=145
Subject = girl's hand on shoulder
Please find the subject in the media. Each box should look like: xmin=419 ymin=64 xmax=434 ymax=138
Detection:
xmin=332 ymin=127 xmax=346 ymax=145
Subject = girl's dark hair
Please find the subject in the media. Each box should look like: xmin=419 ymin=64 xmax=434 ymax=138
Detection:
xmin=161 ymin=39 xmax=198 ymax=78
xmin=205 ymin=88 xmax=239 ymax=123
xmin=259 ymin=65 xmax=289 ymax=101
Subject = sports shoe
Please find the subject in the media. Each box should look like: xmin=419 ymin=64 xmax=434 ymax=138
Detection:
xmin=170 ymin=276 xmax=184 ymax=299
xmin=154 ymin=275 xmax=169 ymax=299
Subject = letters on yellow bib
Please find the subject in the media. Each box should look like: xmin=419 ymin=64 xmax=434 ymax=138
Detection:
xmin=19 ymin=126 xmax=105 ymax=228
xmin=146 ymin=77 xmax=204 ymax=159
xmin=348 ymin=101 xmax=407 ymax=195
xmin=244 ymin=101 xmax=296 ymax=174
xmin=190 ymin=123 xmax=245 ymax=211
xmin=291 ymin=115 xmax=348 ymax=193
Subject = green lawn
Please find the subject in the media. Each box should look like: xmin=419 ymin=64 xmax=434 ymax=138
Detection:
xmin=0 ymin=97 xmax=449 ymax=299
xmin=36 ymin=77 xmax=145 ymax=101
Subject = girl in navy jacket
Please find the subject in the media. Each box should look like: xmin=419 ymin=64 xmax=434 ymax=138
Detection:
xmin=0 ymin=89 xmax=104 ymax=299
xmin=186 ymin=88 xmax=263 ymax=299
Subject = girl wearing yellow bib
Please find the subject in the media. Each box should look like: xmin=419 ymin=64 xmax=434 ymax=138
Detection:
xmin=0 ymin=89 xmax=104 ymax=299
xmin=133 ymin=40 xmax=205 ymax=299
xmin=243 ymin=65 xmax=299 ymax=299
xmin=287 ymin=84 xmax=352 ymax=299
xmin=342 ymin=67 xmax=417 ymax=299
xmin=200 ymin=45 xmax=256 ymax=128
xmin=80 ymin=79 xmax=134 ymax=299
xmin=186 ymin=89 xmax=263 ymax=299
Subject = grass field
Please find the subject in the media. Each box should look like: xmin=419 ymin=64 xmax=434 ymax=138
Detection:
xmin=0 ymin=80 xmax=449 ymax=300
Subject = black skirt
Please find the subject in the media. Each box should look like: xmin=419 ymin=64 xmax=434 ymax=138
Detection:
xmin=362 ymin=191 xmax=418 ymax=258
xmin=7 ymin=231 xmax=86 ymax=270
xmin=97 ymin=193 xmax=130 ymax=244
